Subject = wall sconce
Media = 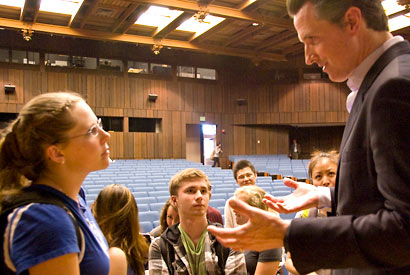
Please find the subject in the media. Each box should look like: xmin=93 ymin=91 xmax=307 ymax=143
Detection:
xmin=4 ymin=84 xmax=16 ymax=94
xmin=236 ymin=98 xmax=247 ymax=105
xmin=21 ymin=29 xmax=33 ymax=42
xmin=148 ymin=93 xmax=158 ymax=101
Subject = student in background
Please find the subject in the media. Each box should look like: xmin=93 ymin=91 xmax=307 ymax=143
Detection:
xmin=286 ymin=150 xmax=338 ymax=275
xmin=93 ymin=184 xmax=149 ymax=275
xmin=0 ymin=92 xmax=110 ymax=275
xmin=225 ymin=160 xmax=257 ymax=228
xmin=150 ymin=198 xmax=179 ymax=238
xmin=234 ymin=185 xmax=282 ymax=275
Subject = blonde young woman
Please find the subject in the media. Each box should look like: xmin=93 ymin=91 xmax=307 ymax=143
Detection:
xmin=93 ymin=184 xmax=150 ymax=275
xmin=234 ymin=185 xmax=282 ymax=275
xmin=0 ymin=92 xmax=111 ymax=274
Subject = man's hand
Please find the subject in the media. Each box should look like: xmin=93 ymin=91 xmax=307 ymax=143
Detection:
xmin=208 ymin=199 xmax=289 ymax=251
xmin=264 ymin=178 xmax=320 ymax=213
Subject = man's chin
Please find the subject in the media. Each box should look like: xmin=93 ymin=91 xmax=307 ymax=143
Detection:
xmin=327 ymin=71 xmax=349 ymax=83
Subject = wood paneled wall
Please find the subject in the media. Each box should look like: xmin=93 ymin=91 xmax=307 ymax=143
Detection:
xmin=0 ymin=65 xmax=350 ymax=161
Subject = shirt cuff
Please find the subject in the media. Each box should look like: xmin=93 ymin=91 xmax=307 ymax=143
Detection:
xmin=317 ymin=186 xmax=331 ymax=209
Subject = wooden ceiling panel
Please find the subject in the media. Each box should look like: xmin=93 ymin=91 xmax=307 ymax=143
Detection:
xmin=83 ymin=17 xmax=118 ymax=30
xmin=7 ymin=0 xmax=408 ymax=62
xmin=36 ymin=13 xmax=71 ymax=26
xmin=212 ymin=0 xmax=242 ymax=9
xmin=166 ymin=30 xmax=196 ymax=41
xmin=0 ymin=6 xmax=21 ymax=20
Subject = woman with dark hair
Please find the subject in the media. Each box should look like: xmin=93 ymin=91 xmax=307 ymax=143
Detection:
xmin=93 ymin=184 xmax=149 ymax=275
xmin=285 ymin=150 xmax=339 ymax=275
xmin=0 ymin=92 xmax=111 ymax=274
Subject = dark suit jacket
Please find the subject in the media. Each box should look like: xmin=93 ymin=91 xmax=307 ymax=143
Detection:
xmin=285 ymin=41 xmax=410 ymax=275
xmin=289 ymin=143 xmax=301 ymax=154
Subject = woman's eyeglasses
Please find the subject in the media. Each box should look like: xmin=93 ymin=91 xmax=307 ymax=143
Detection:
xmin=69 ymin=118 xmax=103 ymax=139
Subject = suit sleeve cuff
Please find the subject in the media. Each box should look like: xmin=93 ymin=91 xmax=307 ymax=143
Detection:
xmin=284 ymin=221 xmax=291 ymax=252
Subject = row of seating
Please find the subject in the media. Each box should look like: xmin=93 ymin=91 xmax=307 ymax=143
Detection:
xmin=229 ymin=154 xmax=310 ymax=179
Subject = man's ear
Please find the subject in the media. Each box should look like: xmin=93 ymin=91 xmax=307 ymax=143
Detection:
xmin=344 ymin=6 xmax=361 ymax=33
xmin=171 ymin=195 xmax=178 ymax=207
xmin=45 ymin=145 xmax=65 ymax=164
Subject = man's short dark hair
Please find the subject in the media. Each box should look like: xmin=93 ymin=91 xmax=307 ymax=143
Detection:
xmin=233 ymin=160 xmax=256 ymax=180
xmin=287 ymin=0 xmax=388 ymax=32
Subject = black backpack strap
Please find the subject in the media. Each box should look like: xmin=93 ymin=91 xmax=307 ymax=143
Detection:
xmin=208 ymin=221 xmax=230 ymax=274
xmin=215 ymin=238 xmax=230 ymax=274
xmin=159 ymin=236 xmax=174 ymax=275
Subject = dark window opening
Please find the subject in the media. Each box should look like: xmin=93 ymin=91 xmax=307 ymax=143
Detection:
xmin=129 ymin=117 xmax=162 ymax=133
xmin=0 ymin=113 xmax=18 ymax=129
xmin=100 ymin=117 xmax=123 ymax=132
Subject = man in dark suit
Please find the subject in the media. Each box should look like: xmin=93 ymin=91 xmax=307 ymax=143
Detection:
xmin=208 ymin=1 xmax=410 ymax=274
xmin=289 ymin=139 xmax=301 ymax=159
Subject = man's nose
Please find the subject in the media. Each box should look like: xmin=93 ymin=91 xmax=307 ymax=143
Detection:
xmin=305 ymin=45 xmax=315 ymax=65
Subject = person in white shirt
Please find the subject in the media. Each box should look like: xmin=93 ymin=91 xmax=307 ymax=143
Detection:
xmin=224 ymin=160 xmax=257 ymax=228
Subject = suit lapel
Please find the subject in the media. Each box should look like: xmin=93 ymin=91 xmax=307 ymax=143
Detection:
xmin=339 ymin=41 xmax=410 ymax=153
xmin=334 ymin=41 xmax=410 ymax=212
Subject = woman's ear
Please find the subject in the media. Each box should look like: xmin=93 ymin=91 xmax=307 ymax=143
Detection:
xmin=45 ymin=145 xmax=65 ymax=164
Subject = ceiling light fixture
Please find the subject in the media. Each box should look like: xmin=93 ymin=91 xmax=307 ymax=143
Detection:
xmin=194 ymin=0 xmax=211 ymax=23
xmin=21 ymin=29 xmax=33 ymax=42
xmin=397 ymin=0 xmax=410 ymax=8
xmin=152 ymin=41 xmax=163 ymax=55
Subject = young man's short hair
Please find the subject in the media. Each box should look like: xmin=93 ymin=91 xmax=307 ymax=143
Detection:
xmin=169 ymin=168 xmax=211 ymax=196
xmin=232 ymin=160 xmax=256 ymax=181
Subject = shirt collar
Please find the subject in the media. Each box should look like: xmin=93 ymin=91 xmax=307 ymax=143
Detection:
xmin=346 ymin=36 xmax=404 ymax=93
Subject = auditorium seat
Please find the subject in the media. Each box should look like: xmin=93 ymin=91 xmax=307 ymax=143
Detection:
xmin=211 ymin=193 xmax=227 ymax=200
xmin=209 ymin=199 xmax=226 ymax=208
xmin=149 ymin=202 xmax=165 ymax=212
xmin=138 ymin=204 xmax=150 ymax=212
xmin=136 ymin=197 xmax=157 ymax=204
xmin=139 ymin=211 xmax=160 ymax=223
xmin=140 ymin=221 xmax=154 ymax=233
xmin=156 ymin=196 xmax=171 ymax=203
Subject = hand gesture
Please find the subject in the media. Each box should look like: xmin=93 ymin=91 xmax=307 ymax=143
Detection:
xmin=264 ymin=178 xmax=320 ymax=214
xmin=208 ymin=199 xmax=290 ymax=251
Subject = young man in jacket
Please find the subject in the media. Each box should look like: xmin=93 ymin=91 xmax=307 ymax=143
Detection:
xmin=149 ymin=168 xmax=246 ymax=274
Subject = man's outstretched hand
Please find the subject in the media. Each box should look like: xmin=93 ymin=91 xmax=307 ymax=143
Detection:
xmin=208 ymin=199 xmax=289 ymax=251
xmin=264 ymin=178 xmax=320 ymax=214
